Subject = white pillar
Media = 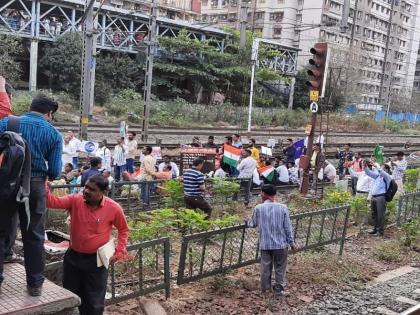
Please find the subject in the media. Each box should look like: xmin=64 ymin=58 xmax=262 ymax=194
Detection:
xmin=29 ymin=40 xmax=38 ymax=91
xmin=288 ymin=77 xmax=296 ymax=109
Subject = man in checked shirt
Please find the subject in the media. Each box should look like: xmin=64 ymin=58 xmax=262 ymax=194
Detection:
xmin=247 ymin=184 xmax=296 ymax=296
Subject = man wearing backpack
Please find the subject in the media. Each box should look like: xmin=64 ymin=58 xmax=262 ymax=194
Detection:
xmin=0 ymin=95 xmax=62 ymax=296
xmin=364 ymin=160 xmax=393 ymax=237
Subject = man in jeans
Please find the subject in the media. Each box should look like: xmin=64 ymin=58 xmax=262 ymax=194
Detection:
xmin=138 ymin=146 xmax=156 ymax=207
xmin=125 ymin=131 xmax=138 ymax=174
xmin=247 ymin=184 xmax=296 ymax=296
xmin=0 ymin=95 xmax=63 ymax=296
xmin=183 ymin=157 xmax=212 ymax=218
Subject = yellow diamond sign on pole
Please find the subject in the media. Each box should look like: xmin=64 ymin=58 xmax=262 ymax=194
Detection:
xmin=309 ymin=90 xmax=319 ymax=102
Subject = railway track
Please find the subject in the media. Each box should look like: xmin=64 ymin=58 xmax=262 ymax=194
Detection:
xmin=55 ymin=122 xmax=420 ymax=138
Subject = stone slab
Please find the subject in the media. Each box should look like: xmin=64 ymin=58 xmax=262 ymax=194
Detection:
xmin=371 ymin=266 xmax=419 ymax=284
xmin=0 ymin=263 xmax=80 ymax=315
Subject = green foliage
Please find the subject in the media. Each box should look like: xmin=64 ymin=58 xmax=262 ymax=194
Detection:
xmin=0 ymin=34 xmax=24 ymax=84
xmin=105 ymin=89 xmax=143 ymax=120
xmin=212 ymin=213 xmax=241 ymax=228
xmin=40 ymin=32 xmax=83 ymax=96
xmin=162 ymin=179 xmax=185 ymax=209
xmin=400 ymin=218 xmax=420 ymax=248
xmin=348 ymin=196 xmax=370 ymax=228
xmin=321 ymin=189 xmax=351 ymax=208
xmin=374 ymin=241 xmax=403 ymax=262
xmin=11 ymin=92 xmax=31 ymax=115
xmin=178 ymin=209 xmax=211 ymax=233
xmin=385 ymin=198 xmax=398 ymax=224
xmin=293 ymin=70 xmax=310 ymax=110
xmin=404 ymin=168 xmax=420 ymax=193
xmin=211 ymin=177 xmax=240 ymax=202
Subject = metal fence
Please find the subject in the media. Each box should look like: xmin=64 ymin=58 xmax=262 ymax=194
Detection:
xmin=177 ymin=205 xmax=351 ymax=284
xmin=107 ymin=237 xmax=171 ymax=305
xmin=397 ymin=191 xmax=420 ymax=226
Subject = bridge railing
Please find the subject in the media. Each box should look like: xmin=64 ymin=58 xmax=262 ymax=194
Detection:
xmin=396 ymin=191 xmax=420 ymax=226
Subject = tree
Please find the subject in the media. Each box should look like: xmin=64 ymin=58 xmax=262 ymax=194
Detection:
xmin=39 ymin=32 xmax=83 ymax=97
xmin=293 ymin=70 xmax=310 ymax=109
xmin=0 ymin=34 xmax=24 ymax=84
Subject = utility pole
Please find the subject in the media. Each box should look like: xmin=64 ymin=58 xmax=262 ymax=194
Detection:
xmin=343 ymin=0 xmax=357 ymax=104
xmin=142 ymin=0 xmax=157 ymax=142
xmin=79 ymin=0 xmax=97 ymax=140
xmin=340 ymin=0 xmax=350 ymax=33
xmin=239 ymin=3 xmax=248 ymax=49
xmin=378 ymin=0 xmax=395 ymax=106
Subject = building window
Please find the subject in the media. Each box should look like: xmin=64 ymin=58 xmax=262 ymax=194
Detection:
xmin=269 ymin=12 xmax=284 ymax=21
xmin=273 ymin=27 xmax=282 ymax=35
xmin=255 ymin=11 xmax=265 ymax=20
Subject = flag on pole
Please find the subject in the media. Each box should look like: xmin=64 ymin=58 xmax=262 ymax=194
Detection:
xmin=293 ymin=139 xmax=305 ymax=160
xmin=223 ymin=144 xmax=241 ymax=167
xmin=258 ymin=165 xmax=275 ymax=181
xmin=373 ymin=144 xmax=384 ymax=164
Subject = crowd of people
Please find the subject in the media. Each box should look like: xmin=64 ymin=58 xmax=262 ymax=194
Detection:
xmin=0 ymin=75 xmax=412 ymax=309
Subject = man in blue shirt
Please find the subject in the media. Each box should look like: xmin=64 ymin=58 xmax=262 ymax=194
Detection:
xmin=247 ymin=184 xmax=296 ymax=296
xmin=364 ymin=160 xmax=392 ymax=237
xmin=183 ymin=157 xmax=212 ymax=218
xmin=81 ymin=157 xmax=102 ymax=186
xmin=0 ymin=95 xmax=62 ymax=296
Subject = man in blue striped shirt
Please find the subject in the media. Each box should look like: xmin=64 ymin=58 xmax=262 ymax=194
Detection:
xmin=0 ymin=95 xmax=62 ymax=296
xmin=247 ymin=184 xmax=296 ymax=296
xmin=183 ymin=157 xmax=212 ymax=218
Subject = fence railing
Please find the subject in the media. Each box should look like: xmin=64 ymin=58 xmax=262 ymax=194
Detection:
xmin=107 ymin=237 xmax=171 ymax=305
xmin=397 ymin=191 xmax=420 ymax=226
xmin=177 ymin=205 xmax=351 ymax=285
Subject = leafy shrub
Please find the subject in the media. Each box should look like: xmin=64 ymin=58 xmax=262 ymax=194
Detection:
xmin=211 ymin=177 xmax=240 ymax=203
xmin=404 ymin=168 xmax=420 ymax=193
xmin=321 ymin=189 xmax=351 ymax=208
xmin=400 ymin=218 xmax=420 ymax=248
xmin=348 ymin=196 xmax=370 ymax=228
xmin=11 ymin=92 xmax=31 ymax=115
xmin=105 ymin=89 xmax=143 ymax=119
xmin=162 ymin=179 xmax=185 ymax=209
xmin=374 ymin=241 xmax=403 ymax=262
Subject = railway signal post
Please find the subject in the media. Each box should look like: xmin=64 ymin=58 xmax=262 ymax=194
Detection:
xmin=300 ymin=42 xmax=329 ymax=196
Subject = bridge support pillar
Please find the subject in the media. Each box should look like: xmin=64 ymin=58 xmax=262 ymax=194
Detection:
xmin=29 ymin=39 xmax=38 ymax=91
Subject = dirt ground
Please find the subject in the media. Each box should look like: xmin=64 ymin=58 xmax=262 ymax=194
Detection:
xmin=104 ymin=226 xmax=420 ymax=315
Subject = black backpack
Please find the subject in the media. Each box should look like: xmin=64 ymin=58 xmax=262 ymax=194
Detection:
xmin=384 ymin=178 xmax=398 ymax=202
xmin=0 ymin=116 xmax=31 ymax=228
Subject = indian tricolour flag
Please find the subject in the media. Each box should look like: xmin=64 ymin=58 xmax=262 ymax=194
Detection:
xmin=223 ymin=144 xmax=241 ymax=167
xmin=258 ymin=165 xmax=275 ymax=181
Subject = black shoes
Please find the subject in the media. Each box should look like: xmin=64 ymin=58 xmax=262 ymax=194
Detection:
xmin=368 ymin=229 xmax=378 ymax=235
xmin=27 ymin=286 xmax=43 ymax=297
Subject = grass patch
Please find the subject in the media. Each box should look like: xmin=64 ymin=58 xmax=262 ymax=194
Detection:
xmin=374 ymin=241 xmax=404 ymax=262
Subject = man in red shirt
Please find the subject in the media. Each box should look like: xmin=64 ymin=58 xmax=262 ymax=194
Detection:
xmin=46 ymin=175 xmax=129 ymax=315
xmin=0 ymin=76 xmax=12 ymax=119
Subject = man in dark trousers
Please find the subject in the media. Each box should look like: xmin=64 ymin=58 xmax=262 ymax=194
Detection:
xmin=247 ymin=184 xmax=296 ymax=296
xmin=47 ymin=175 xmax=129 ymax=315
xmin=364 ymin=160 xmax=392 ymax=237
xmin=183 ymin=157 xmax=212 ymax=218
xmin=0 ymin=95 xmax=63 ymax=296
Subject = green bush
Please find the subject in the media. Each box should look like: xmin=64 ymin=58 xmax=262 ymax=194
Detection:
xmin=400 ymin=218 xmax=420 ymax=248
xmin=374 ymin=241 xmax=403 ymax=262
xmin=404 ymin=168 xmax=420 ymax=193
xmin=11 ymin=92 xmax=31 ymax=115
xmin=105 ymin=89 xmax=143 ymax=119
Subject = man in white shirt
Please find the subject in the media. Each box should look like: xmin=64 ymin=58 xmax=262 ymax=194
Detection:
xmin=67 ymin=131 xmax=81 ymax=168
xmin=126 ymin=131 xmax=138 ymax=174
xmin=275 ymin=159 xmax=289 ymax=184
xmin=323 ymin=161 xmax=337 ymax=182
xmin=158 ymin=155 xmax=179 ymax=178
xmin=356 ymin=171 xmax=374 ymax=199
xmin=237 ymin=149 xmax=257 ymax=178
xmin=113 ymin=137 xmax=128 ymax=182
xmin=391 ymin=151 xmax=408 ymax=193
xmin=95 ymin=140 xmax=112 ymax=171
xmin=62 ymin=134 xmax=75 ymax=171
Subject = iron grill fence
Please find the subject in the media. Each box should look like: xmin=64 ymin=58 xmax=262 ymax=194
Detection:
xmin=107 ymin=237 xmax=171 ymax=305
xmin=177 ymin=205 xmax=351 ymax=285
xmin=397 ymin=191 xmax=420 ymax=226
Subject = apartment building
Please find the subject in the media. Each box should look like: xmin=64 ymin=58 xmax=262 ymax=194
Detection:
xmin=104 ymin=0 xmax=201 ymax=22
xmin=202 ymin=0 xmax=420 ymax=106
